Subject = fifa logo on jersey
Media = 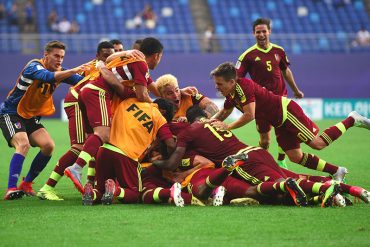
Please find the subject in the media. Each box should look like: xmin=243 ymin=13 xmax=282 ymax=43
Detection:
xmin=126 ymin=103 xmax=154 ymax=133
xmin=14 ymin=122 xmax=22 ymax=129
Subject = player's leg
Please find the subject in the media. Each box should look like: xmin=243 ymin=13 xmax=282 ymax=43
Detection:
xmin=65 ymin=88 xmax=111 ymax=188
xmin=0 ymin=114 xmax=30 ymax=200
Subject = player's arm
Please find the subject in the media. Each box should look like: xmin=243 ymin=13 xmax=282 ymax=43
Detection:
xmin=170 ymin=158 xmax=214 ymax=183
xmin=136 ymin=84 xmax=153 ymax=103
xmin=211 ymin=107 xmax=233 ymax=121
xmin=96 ymin=61 xmax=126 ymax=97
xmin=106 ymin=49 xmax=145 ymax=63
xmin=153 ymin=146 xmax=186 ymax=171
xmin=282 ymin=67 xmax=304 ymax=99
xmin=199 ymin=97 xmax=219 ymax=118
xmin=211 ymin=102 xmax=255 ymax=131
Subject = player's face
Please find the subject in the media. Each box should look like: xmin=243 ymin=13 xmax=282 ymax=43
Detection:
xmin=97 ymin=48 xmax=114 ymax=62
xmin=113 ymin=44 xmax=124 ymax=52
xmin=254 ymin=24 xmax=271 ymax=49
xmin=148 ymin=52 xmax=163 ymax=70
xmin=214 ymin=76 xmax=235 ymax=96
xmin=161 ymin=85 xmax=181 ymax=107
xmin=44 ymin=48 xmax=65 ymax=71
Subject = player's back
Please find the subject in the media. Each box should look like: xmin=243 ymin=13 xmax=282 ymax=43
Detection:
xmin=177 ymin=120 xmax=246 ymax=166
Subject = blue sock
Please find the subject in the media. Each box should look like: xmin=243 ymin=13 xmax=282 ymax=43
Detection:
xmin=8 ymin=153 xmax=25 ymax=189
xmin=25 ymin=151 xmax=51 ymax=182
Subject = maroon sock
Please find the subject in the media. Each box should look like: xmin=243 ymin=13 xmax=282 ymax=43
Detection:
xmin=87 ymin=159 xmax=96 ymax=182
xmin=206 ymin=168 xmax=230 ymax=187
xmin=182 ymin=192 xmax=192 ymax=205
xmin=76 ymin=134 xmax=103 ymax=168
xmin=46 ymin=147 xmax=80 ymax=187
xmin=305 ymin=175 xmax=331 ymax=183
xmin=340 ymin=184 xmax=363 ymax=197
xmin=299 ymin=153 xmax=338 ymax=175
xmin=320 ymin=117 xmax=354 ymax=145
xmin=116 ymin=188 xmax=140 ymax=204
xmin=258 ymin=182 xmax=283 ymax=196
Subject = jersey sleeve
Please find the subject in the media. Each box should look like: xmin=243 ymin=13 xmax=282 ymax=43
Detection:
xmin=129 ymin=61 xmax=151 ymax=87
xmin=23 ymin=61 xmax=56 ymax=83
xmin=239 ymin=79 xmax=256 ymax=105
xmin=61 ymin=73 xmax=84 ymax=86
xmin=157 ymin=123 xmax=173 ymax=141
xmin=279 ymin=50 xmax=290 ymax=71
xmin=236 ymin=53 xmax=249 ymax=78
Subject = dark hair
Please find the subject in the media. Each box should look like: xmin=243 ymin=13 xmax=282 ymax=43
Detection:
xmin=139 ymin=37 xmax=163 ymax=56
xmin=97 ymin=41 xmax=114 ymax=53
xmin=253 ymin=18 xmax=271 ymax=32
xmin=109 ymin=39 xmax=123 ymax=46
xmin=132 ymin=39 xmax=143 ymax=49
xmin=154 ymin=98 xmax=174 ymax=123
xmin=210 ymin=62 xmax=237 ymax=81
xmin=44 ymin=40 xmax=66 ymax=52
xmin=186 ymin=105 xmax=207 ymax=123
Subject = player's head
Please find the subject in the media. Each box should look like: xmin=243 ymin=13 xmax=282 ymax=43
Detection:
xmin=140 ymin=37 xmax=163 ymax=70
xmin=252 ymin=18 xmax=271 ymax=49
xmin=110 ymin=39 xmax=124 ymax=52
xmin=156 ymin=74 xmax=181 ymax=108
xmin=96 ymin=41 xmax=115 ymax=62
xmin=43 ymin=40 xmax=66 ymax=71
xmin=210 ymin=62 xmax=237 ymax=97
xmin=186 ymin=105 xmax=207 ymax=123
xmin=132 ymin=39 xmax=143 ymax=50
xmin=154 ymin=98 xmax=175 ymax=123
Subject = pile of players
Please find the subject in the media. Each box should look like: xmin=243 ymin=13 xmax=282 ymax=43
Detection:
xmin=1 ymin=18 xmax=370 ymax=208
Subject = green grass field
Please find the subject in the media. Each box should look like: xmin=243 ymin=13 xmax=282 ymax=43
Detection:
xmin=0 ymin=119 xmax=369 ymax=247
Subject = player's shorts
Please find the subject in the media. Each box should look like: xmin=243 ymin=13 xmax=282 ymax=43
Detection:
xmin=275 ymin=100 xmax=319 ymax=151
xmin=79 ymin=87 xmax=112 ymax=132
xmin=95 ymin=146 xmax=142 ymax=194
xmin=64 ymin=103 xmax=86 ymax=145
xmin=236 ymin=148 xmax=287 ymax=183
xmin=188 ymin=168 xmax=214 ymax=196
xmin=0 ymin=114 xmax=44 ymax=147
xmin=256 ymin=118 xmax=272 ymax=134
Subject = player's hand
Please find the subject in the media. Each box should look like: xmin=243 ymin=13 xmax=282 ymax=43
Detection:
xmin=74 ymin=63 xmax=91 ymax=73
xmin=294 ymin=90 xmax=304 ymax=99
xmin=96 ymin=60 xmax=106 ymax=71
xmin=176 ymin=117 xmax=188 ymax=123
xmin=125 ymin=49 xmax=145 ymax=60
xmin=180 ymin=86 xmax=198 ymax=96
xmin=210 ymin=120 xmax=229 ymax=131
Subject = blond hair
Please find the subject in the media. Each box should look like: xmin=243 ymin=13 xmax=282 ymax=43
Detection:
xmin=156 ymin=74 xmax=179 ymax=96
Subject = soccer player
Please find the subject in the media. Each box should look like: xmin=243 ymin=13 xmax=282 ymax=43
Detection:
xmin=82 ymin=98 xmax=176 ymax=206
xmin=109 ymin=39 xmax=124 ymax=52
xmin=63 ymin=37 xmax=164 ymax=193
xmin=210 ymin=62 xmax=370 ymax=181
xmin=0 ymin=40 xmax=87 ymax=200
xmin=37 ymin=41 xmax=116 ymax=200
xmin=236 ymin=18 xmax=304 ymax=167
xmin=155 ymin=106 xmax=370 ymax=207
xmin=156 ymin=74 xmax=219 ymax=121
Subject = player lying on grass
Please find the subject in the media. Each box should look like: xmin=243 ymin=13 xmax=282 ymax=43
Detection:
xmin=210 ymin=62 xmax=370 ymax=182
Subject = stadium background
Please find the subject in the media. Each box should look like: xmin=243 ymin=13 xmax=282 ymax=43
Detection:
xmin=0 ymin=0 xmax=369 ymax=120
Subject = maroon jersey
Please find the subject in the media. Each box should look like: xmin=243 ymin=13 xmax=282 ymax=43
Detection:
xmin=89 ymin=60 xmax=153 ymax=96
xmin=176 ymin=120 xmax=247 ymax=165
xmin=236 ymin=43 xmax=290 ymax=96
xmin=224 ymin=78 xmax=284 ymax=127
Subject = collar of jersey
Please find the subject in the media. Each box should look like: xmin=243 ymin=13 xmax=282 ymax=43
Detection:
xmin=255 ymin=43 xmax=272 ymax=53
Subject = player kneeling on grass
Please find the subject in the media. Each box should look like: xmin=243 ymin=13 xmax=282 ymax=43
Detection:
xmin=82 ymin=98 xmax=177 ymax=206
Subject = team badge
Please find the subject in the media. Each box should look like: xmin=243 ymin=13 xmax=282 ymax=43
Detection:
xmin=14 ymin=122 xmax=22 ymax=129
xmin=274 ymin=54 xmax=280 ymax=62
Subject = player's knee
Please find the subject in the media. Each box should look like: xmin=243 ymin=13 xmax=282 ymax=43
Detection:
xmin=15 ymin=142 xmax=31 ymax=155
xmin=41 ymin=141 xmax=55 ymax=156
xmin=287 ymin=153 xmax=301 ymax=163
xmin=308 ymin=138 xmax=326 ymax=150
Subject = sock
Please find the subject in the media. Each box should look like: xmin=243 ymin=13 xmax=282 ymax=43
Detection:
xmin=319 ymin=117 xmax=354 ymax=145
xmin=296 ymin=179 xmax=329 ymax=195
xmin=8 ymin=153 xmax=25 ymax=189
xmin=257 ymin=182 xmax=285 ymax=196
xmin=304 ymin=175 xmax=331 ymax=183
xmin=46 ymin=147 xmax=80 ymax=188
xmin=25 ymin=151 xmax=51 ymax=182
xmin=206 ymin=168 xmax=230 ymax=188
xmin=340 ymin=184 xmax=363 ymax=197
xmin=75 ymin=134 xmax=103 ymax=168
xmin=299 ymin=153 xmax=338 ymax=175
xmin=87 ymin=159 xmax=96 ymax=182
xmin=116 ymin=187 xmax=140 ymax=203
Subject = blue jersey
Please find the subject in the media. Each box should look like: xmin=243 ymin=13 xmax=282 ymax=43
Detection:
xmin=0 ymin=60 xmax=83 ymax=115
